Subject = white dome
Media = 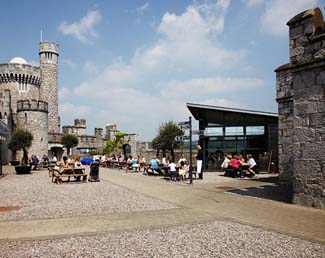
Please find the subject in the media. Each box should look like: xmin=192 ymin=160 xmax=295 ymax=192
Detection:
xmin=9 ymin=57 xmax=28 ymax=64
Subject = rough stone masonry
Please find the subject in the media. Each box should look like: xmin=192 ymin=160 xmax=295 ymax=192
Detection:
xmin=276 ymin=7 xmax=325 ymax=208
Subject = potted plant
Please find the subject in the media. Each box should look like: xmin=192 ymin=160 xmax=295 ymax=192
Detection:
xmin=8 ymin=128 xmax=33 ymax=174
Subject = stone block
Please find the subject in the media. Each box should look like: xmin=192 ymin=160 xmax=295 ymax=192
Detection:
xmin=293 ymin=160 xmax=321 ymax=178
xmin=293 ymin=128 xmax=315 ymax=143
xmin=309 ymin=113 xmax=324 ymax=126
xmin=290 ymin=25 xmax=303 ymax=39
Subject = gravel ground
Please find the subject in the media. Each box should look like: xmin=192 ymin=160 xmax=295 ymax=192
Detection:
xmin=0 ymin=167 xmax=176 ymax=222
xmin=0 ymin=220 xmax=324 ymax=258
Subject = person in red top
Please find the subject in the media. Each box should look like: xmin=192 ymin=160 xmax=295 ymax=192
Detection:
xmin=226 ymin=155 xmax=241 ymax=177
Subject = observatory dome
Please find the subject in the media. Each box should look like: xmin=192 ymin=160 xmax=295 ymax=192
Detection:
xmin=9 ymin=57 xmax=28 ymax=64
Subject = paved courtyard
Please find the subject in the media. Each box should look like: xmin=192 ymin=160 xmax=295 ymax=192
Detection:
xmin=0 ymin=166 xmax=324 ymax=257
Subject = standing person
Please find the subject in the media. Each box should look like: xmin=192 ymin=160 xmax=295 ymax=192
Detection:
xmin=196 ymin=144 xmax=203 ymax=179
xmin=178 ymin=160 xmax=186 ymax=181
xmin=168 ymin=159 xmax=177 ymax=181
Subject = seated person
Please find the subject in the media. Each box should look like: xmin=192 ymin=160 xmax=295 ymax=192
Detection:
xmin=146 ymin=156 xmax=161 ymax=174
xmin=60 ymin=156 xmax=73 ymax=174
xmin=74 ymin=157 xmax=86 ymax=181
xmin=226 ymin=155 xmax=241 ymax=177
xmin=220 ymin=155 xmax=231 ymax=170
xmin=238 ymin=154 xmax=245 ymax=164
xmin=125 ymin=155 xmax=133 ymax=172
xmin=31 ymin=155 xmax=39 ymax=170
xmin=246 ymin=154 xmax=258 ymax=177
xmin=178 ymin=154 xmax=187 ymax=167
xmin=131 ymin=157 xmax=140 ymax=171
xmin=42 ymin=154 xmax=49 ymax=168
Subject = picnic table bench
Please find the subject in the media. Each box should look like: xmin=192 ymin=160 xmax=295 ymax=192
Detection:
xmin=50 ymin=167 xmax=88 ymax=183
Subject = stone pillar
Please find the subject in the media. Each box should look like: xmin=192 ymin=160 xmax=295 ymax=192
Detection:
xmin=276 ymin=7 xmax=325 ymax=208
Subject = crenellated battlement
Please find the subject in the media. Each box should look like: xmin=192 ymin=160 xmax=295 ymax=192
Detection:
xmin=17 ymin=99 xmax=48 ymax=112
xmin=74 ymin=118 xmax=86 ymax=128
xmin=39 ymin=41 xmax=59 ymax=55
xmin=287 ymin=7 xmax=325 ymax=65
xmin=0 ymin=64 xmax=41 ymax=86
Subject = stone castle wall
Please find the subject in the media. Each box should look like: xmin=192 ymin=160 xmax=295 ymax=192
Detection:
xmin=0 ymin=64 xmax=41 ymax=117
xmin=276 ymin=7 xmax=325 ymax=208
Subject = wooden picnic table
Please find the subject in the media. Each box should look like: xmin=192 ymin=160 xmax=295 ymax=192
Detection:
xmin=51 ymin=167 xmax=88 ymax=183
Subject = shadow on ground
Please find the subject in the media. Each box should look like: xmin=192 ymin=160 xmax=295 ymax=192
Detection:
xmin=228 ymin=176 xmax=292 ymax=203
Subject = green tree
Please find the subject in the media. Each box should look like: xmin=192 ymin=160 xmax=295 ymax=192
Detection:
xmin=102 ymin=132 xmax=126 ymax=155
xmin=152 ymin=121 xmax=183 ymax=162
xmin=61 ymin=134 xmax=79 ymax=155
xmin=8 ymin=128 xmax=33 ymax=166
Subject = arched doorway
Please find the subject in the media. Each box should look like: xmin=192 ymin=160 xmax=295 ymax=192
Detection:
xmin=123 ymin=144 xmax=131 ymax=158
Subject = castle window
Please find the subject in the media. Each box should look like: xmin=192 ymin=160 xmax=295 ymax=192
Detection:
xmin=25 ymin=113 xmax=27 ymax=123
xmin=18 ymin=81 xmax=28 ymax=93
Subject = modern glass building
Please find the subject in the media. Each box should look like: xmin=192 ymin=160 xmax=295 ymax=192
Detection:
xmin=187 ymin=103 xmax=278 ymax=172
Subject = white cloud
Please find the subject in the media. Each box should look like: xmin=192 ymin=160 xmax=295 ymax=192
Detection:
xmin=199 ymin=98 xmax=239 ymax=108
xmin=58 ymin=9 xmax=102 ymax=43
xmin=70 ymin=0 xmax=262 ymax=140
xmin=59 ymin=87 xmax=72 ymax=99
xmin=136 ymin=3 xmax=149 ymax=13
xmin=244 ymin=0 xmax=264 ymax=8
xmin=62 ymin=58 xmax=77 ymax=69
xmin=160 ymin=77 xmax=264 ymax=99
xmin=83 ymin=61 xmax=98 ymax=74
xmin=59 ymin=102 xmax=91 ymax=117
xmin=260 ymin=0 xmax=319 ymax=36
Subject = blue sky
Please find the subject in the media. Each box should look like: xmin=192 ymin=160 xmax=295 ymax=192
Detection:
xmin=0 ymin=0 xmax=322 ymax=140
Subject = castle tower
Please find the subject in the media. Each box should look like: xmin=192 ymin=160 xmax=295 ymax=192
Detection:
xmin=74 ymin=119 xmax=86 ymax=136
xmin=39 ymin=41 xmax=59 ymax=133
xmin=17 ymin=100 xmax=48 ymax=158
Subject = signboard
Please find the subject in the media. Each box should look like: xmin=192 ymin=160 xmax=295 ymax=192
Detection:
xmin=178 ymin=121 xmax=190 ymax=126
xmin=178 ymin=121 xmax=190 ymax=130
xmin=175 ymin=135 xmax=190 ymax=141
xmin=192 ymin=130 xmax=205 ymax=135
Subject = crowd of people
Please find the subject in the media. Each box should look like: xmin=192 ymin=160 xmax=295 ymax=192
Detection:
xmin=221 ymin=154 xmax=258 ymax=178
xmin=28 ymin=146 xmax=258 ymax=184
xmin=103 ymin=152 xmax=193 ymax=182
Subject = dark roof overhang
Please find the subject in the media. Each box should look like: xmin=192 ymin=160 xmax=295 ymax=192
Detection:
xmin=186 ymin=103 xmax=278 ymax=127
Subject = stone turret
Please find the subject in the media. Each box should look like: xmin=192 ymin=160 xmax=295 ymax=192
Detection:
xmin=276 ymin=7 xmax=325 ymax=208
xmin=17 ymin=99 xmax=48 ymax=159
xmin=39 ymin=41 xmax=59 ymax=133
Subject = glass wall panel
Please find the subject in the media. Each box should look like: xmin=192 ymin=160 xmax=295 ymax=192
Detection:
xmin=225 ymin=126 xmax=243 ymax=135
xmin=246 ymin=126 xmax=264 ymax=135
xmin=206 ymin=127 xmax=223 ymax=136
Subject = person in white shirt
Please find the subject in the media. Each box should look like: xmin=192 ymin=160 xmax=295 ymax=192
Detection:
xmin=220 ymin=155 xmax=231 ymax=170
xmin=168 ymin=161 xmax=177 ymax=181
xmin=178 ymin=154 xmax=187 ymax=166
xmin=246 ymin=154 xmax=257 ymax=177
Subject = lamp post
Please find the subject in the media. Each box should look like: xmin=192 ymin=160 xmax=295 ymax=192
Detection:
xmin=189 ymin=116 xmax=193 ymax=184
